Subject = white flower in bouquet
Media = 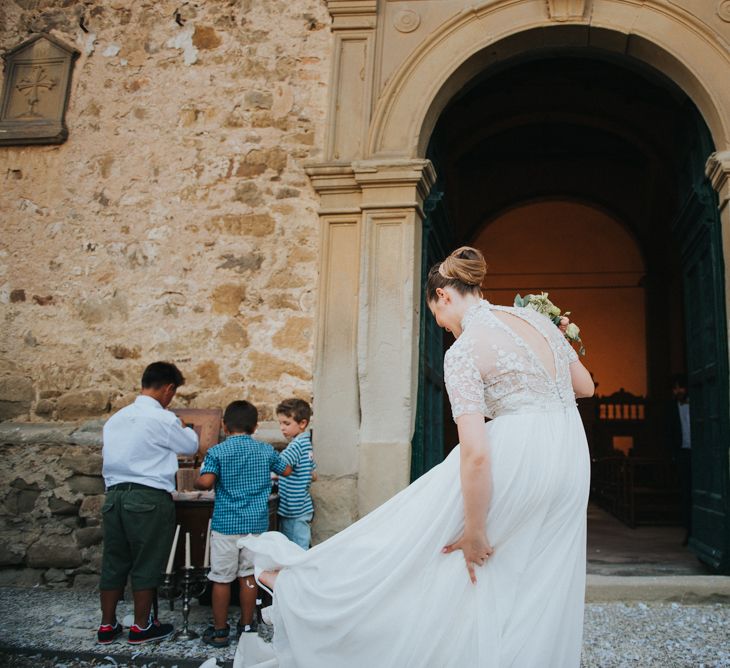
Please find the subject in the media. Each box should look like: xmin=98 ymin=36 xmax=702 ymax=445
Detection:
xmin=513 ymin=292 xmax=585 ymax=356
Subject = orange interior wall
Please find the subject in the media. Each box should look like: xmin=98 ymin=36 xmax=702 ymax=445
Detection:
xmin=473 ymin=201 xmax=647 ymax=397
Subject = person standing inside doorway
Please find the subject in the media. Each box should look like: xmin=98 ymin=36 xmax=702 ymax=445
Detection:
xmin=97 ymin=361 xmax=199 ymax=644
xmin=670 ymin=373 xmax=692 ymax=545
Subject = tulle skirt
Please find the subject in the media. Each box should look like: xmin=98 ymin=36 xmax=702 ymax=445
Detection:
xmin=236 ymin=406 xmax=590 ymax=667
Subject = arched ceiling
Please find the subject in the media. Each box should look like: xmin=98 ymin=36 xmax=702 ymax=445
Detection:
xmin=428 ymin=54 xmax=704 ymax=269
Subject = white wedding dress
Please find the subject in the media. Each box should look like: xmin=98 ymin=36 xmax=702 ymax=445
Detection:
xmin=236 ymin=300 xmax=590 ymax=668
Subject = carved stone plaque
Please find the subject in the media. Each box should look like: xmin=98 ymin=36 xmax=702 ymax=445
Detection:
xmin=0 ymin=34 xmax=80 ymax=146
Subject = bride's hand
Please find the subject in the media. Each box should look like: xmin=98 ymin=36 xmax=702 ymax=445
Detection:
xmin=442 ymin=531 xmax=494 ymax=584
xmin=558 ymin=316 xmax=570 ymax=333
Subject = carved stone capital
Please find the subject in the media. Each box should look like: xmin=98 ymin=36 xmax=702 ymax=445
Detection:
xmin=546 ymin=0 xmax=588 ymax=21
xmin=353 ymin=159 xmax=437 ymax=213
xmin=706 ymin=151 xmax=730 ymax=210
xmin=327 ymin=0 xmax=377 ymax=30
xmin=307 ymin=159 xmax=437 ymax=215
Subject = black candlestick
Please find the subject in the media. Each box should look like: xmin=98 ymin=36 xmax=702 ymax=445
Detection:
xmin=159 ymin=566 xmax=209 ymax=640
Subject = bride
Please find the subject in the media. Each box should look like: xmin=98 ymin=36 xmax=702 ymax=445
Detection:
xmin=236 ymin=246 xmax=594 ymax=667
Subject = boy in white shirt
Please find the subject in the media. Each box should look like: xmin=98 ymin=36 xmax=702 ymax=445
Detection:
xmin=98 ymin=362 xmax=198 ymax=645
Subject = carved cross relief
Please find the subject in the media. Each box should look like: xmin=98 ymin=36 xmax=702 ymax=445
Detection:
xmin=15 ymin=66 xmax=58 ymax=118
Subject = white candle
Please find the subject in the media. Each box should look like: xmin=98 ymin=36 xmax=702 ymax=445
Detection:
xmin=203 ymin=519 xmax=211 ymax=569
xmin=165 ymin=525 xmax=180 ymax=574
xmin=185 ymin=531 xmax=192 ymax=569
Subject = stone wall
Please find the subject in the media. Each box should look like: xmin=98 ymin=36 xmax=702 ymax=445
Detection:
xmin=0 ymin=422 xmax=107 ymax=588
xmin=0 ymin=419 xmax=341 ymax=587
xmin=0 ymin=0 xmax=330 ymax=423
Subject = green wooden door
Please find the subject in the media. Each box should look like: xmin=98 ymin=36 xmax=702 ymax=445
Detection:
xmin=412 ymin=190 xmax=451 ymax=480
xmin=673 ymin=121 xmax=730 ymax=573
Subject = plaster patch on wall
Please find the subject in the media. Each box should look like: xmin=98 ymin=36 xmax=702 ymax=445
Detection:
xmin=82 ymin=32 xmax=97 ymax=56
xmin=102 ymin=44 xmax=120 ymax=57
xmin=166 ymin=26 xmax=198 ymax=66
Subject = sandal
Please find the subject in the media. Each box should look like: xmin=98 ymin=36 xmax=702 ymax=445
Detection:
xmin=237 ymin=619 xmax=258 ymax=636
xmin=202 ymin=624 xmax=230 ymax=647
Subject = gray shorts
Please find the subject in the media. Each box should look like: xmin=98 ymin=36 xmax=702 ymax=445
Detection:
xmin=207 ymin=530 xmax=257 ymax=583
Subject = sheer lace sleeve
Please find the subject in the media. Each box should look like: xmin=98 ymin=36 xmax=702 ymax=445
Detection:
xmin=444 ymin=335 xmax=487 ymax=421
xmin=557 ymin=332 xmax=579 ymax=364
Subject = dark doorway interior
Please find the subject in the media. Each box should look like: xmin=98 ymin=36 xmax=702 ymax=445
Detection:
xmin=413 ymin=52 xmax=730 ymax=573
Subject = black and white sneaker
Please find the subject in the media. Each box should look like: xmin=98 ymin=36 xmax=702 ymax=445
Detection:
xmin=128 ymin=619 xmax=174 ymax=644
xmin=97 ymin=621 xmax=124 ymax=644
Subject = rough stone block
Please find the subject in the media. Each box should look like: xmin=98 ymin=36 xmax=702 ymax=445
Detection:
xmin=75 ymin=526 xmax=103 ymax=548
xmin=273 ymin=316 xmax=313 ymax=352
xmin=60 ymin=453 xmax=103 ymax=476
xmin=0 ymin=568 xmax=42 ymax=587
xmin=193 ymin=25 xmax=221 ymax=50
xmin=27 ymin=535 xmax=83 ymax=568
xmin=3 ymin=488 xmax=41 ymax=515
xmin=57 ymin=390 xmax=110 ymax=420
xmin=248 ymin=351 xmax=310 ymax=382
xmin=34 ymin=398 xmax=55 ymax=416
xmin=79 ymin=545 xmax=103 ymax=574
xmin=43 ymin=567 xmax=70 ymax=585
xmin=217 ymin=320 xmax=249 ymax=348
xmin=195 ymin=360 xmax=221 ymax=388
xmin=60 ymin=516 xmax=81 ymax=529
xmin=244 ymin=90 xmax=273 ymax=110
xmin=48 ymin=496 xmax=81 ymax=516
xmin=79 ymin=494 xmax=106 ymax=519
xmin=211 ymin=284 xmax=246 ymax=316
xmin=0 ymin=542 xmax=26 ymax=566
xmin=216 ymin=253 xmax=263 ymax=274
xmin=66 ymin=474 xmax=105 ymax=495
xmin=232 ymin=181 xmax=264 ymax=206
xmin=210 ymin=213 xmax=275 ymax=237
xmin=311 ymin=476 xmax=359 ymax=544
xmin=0 ymin=376 xmax=34 ymax=421
xmin=72 ymin=573 xmax=99 ymax=590
xmin=107 ymin=344 xmax=141 ymax=359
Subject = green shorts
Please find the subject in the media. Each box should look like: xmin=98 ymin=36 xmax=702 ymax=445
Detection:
xmin=99 ymin=483 xmax=175 ymax=591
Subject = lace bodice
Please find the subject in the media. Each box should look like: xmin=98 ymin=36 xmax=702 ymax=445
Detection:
xmin=443 ymin=300 xmax=579 ymax=420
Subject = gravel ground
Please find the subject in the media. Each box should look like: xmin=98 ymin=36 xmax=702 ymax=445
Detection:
xmin=0 ymin=587 xmax=728 ymax=667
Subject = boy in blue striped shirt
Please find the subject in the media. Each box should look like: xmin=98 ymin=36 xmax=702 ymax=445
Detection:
xmin=276 ymin=398 xmax=317 ymax=549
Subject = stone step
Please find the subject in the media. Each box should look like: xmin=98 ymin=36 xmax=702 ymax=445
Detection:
xmin=586 ymin=574 xmax=730 ymax=603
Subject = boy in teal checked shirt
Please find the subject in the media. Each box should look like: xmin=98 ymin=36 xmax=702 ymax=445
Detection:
xmin=276 ymin=398 xmax=317 ymax=550
xmin=195 ymin=400 xmax=292 ymax=647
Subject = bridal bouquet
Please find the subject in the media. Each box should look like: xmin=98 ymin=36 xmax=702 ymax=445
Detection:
xmin=514 ymin=292 xmax=585 ymax=356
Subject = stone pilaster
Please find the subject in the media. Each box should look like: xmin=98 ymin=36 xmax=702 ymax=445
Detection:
xmin=307 ymin=159 xmax=435 ymax=533
xmin=324 ymin=0 xmax=377 ymax=162
xmin=353 ymin=159 xmax=436 ymax=515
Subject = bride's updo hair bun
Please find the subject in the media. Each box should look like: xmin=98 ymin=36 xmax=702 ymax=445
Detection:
xmin=440 ymin=246 xmax=487 ymax=286
xmin=425 ymin=246 xmax=487 ymax=302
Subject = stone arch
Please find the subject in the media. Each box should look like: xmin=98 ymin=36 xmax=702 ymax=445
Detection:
xmin=368 ymin=0 xmax=730 ymax=159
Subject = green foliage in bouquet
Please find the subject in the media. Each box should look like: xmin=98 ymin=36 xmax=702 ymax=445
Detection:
xmin=514 ymin=292 xmax=585 ymax=356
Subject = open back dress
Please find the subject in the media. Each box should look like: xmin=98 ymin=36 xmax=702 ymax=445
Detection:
xmin=237 ymin=299 xmax=590 ymax=668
